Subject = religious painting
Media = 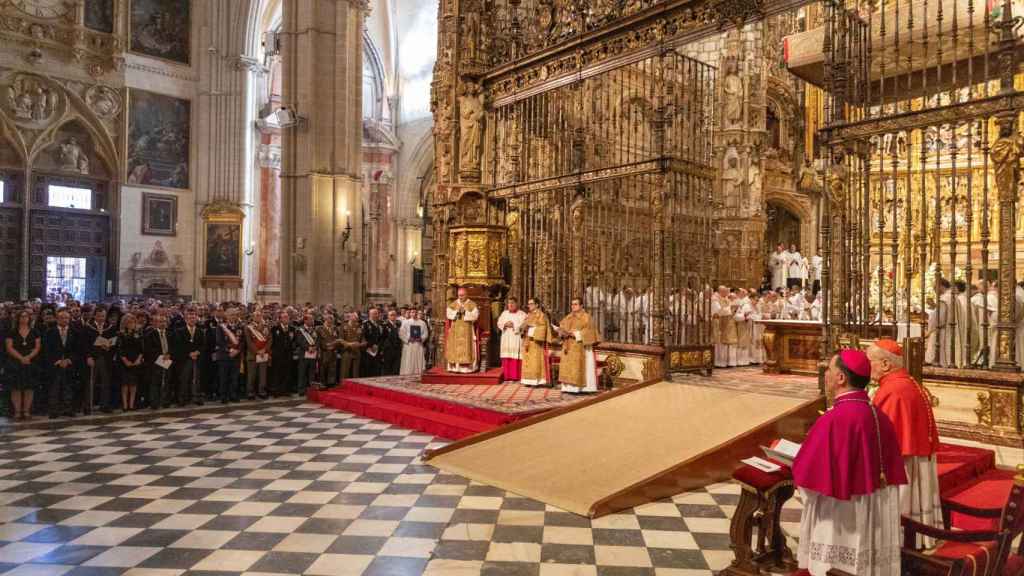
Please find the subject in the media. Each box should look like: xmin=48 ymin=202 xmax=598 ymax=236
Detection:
xmin=130 ymin=0 xmax=191 ymax=65
xmin=205 ymin=222 xmax=241 ymax=278
xmin=127 ymin=89 xmax=190 ymax=190
xmin=142 ymin=193 xmax=176 ymax=236
xmin=84 ymin=0 xmax=115 ymax=34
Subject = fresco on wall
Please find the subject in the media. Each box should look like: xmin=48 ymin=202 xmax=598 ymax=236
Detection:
xmin=84 ymin=0 xmax=114 ymax=34
xmin=130 ymin=0 xmax=191 ymax=64
xmin=127 ymin=90 xmax=190 ymax=190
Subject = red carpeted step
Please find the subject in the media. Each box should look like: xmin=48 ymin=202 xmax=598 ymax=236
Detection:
xmin=319 ymin=388 xmax=495 ymax=440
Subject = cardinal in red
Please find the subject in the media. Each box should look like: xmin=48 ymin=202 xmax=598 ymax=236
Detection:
xmin=868 ymin=338 xmax=942 ymax=547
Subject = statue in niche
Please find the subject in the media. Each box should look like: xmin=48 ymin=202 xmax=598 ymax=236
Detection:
xmin=85 ymin=85 xmax=121 ymax=120
xmin=6 ymin=75 xmax=57 ymax=122
xmin=721 ymin=150 xmax=741 ymax=206
xmin=458 ymin=82 xmax=485 ymax=175
xmin=748 ymin=161 xmax=762 ymax=213
xmin=57 ymin=137 xmax=89 ymax=174
xmin=462 ymin=9 xmax=480 ymax=62
xmin=536 ymin=0 xmax=555 ymax=41
xmin=722 ymin=58 xmax=744 ymax=129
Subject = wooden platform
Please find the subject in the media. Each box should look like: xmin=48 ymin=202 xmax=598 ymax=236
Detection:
xmin=424 ymin=379 xmax=823 ymax=517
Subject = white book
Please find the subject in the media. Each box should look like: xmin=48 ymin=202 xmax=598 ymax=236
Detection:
xmin=742 ymin=456 xmax=781 ymax=473
xmin=761 ymin=438 xmax=802 ymax=467
xmin=155 ymin=357 xmax=173 ymax=370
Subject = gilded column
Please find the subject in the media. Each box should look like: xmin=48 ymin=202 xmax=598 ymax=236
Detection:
xmin=991 ymin=113 xmax=1020 ymax=371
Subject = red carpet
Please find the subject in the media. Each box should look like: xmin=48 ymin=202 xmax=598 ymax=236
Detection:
xmin=420 ymin=367 xmax=504 ymax=385
xmin=312 ymin=374 xmax=591 ymax=440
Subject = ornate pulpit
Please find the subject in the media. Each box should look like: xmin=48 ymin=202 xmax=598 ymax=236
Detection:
xmin=445 ymin=222 xmax=507 ymax=371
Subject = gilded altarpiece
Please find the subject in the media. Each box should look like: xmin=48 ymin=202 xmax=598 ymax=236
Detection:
xmin=795 ymin=0 xmax=1024 ymax=445
xmin=429 ymin=0 xmax=766 ymax=374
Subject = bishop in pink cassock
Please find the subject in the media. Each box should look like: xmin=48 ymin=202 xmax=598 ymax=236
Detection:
xmin=793 ymin=349 xmax=908 ymax=576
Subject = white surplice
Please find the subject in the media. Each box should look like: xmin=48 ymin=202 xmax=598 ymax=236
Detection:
xmin=769 ymin=250 xmax=787 ymax=289
xmin=971 ymin=290 xmax=998 ymax=367
xmin=398 ymin=319 xmax=427 ymax=375
xmin=900 ymin=455 xmax=943 ymax=549
xmin=496 ymin=309 xmax=527 ymax=360
xmin=797 ymin=485 xmax=902 ymax=576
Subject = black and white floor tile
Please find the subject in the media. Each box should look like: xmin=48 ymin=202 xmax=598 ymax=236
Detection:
xmin=0 ymin=403 xmax=764 ymax=576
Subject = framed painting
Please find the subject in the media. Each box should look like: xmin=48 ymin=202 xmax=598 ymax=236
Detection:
xmin=201 ymin=201 xmax=244 ymax=288
xmin=130 ymin=0 xmax=191 ymax=65
xmin=127 ymin=89 xmax=190 ymax=190
xmin=142 ymin=193 xmax=176 ymax=236
xmin=84 ymin=0 xmax=115 ymax=33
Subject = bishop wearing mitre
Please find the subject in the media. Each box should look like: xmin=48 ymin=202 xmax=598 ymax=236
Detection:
xmin=558 ymin=297 xmax=601 ymax=393
xmin=496 ymin=297 xmax=527 ymax=382
xmin=445 ymin=287 xmax=480 ymax=373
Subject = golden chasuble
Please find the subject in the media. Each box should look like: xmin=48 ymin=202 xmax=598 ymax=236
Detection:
xmin=558 ymin=310 xmax=599 ymax=388
xmin=522 ymin=310 xmax=552 ymax=382
xmin=445 ymin=299 xmax=477 ymax=365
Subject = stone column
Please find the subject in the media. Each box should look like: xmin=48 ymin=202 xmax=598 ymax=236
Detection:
xmin=280 ymin=0 xmax=366 ymax=306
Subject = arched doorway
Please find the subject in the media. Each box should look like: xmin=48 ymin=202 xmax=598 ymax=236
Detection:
xmin=765 ymin=200 xmax=801 ymax=252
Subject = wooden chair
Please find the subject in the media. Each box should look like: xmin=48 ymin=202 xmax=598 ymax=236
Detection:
xmin=901 ymin=465 xmax=1024 ymax=576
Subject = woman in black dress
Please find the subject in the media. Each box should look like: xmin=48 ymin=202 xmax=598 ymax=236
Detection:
xmin=117 ymin=313 xmax=144 ymax=411
xmin=5 ymin=310 xmax=40 ymax=420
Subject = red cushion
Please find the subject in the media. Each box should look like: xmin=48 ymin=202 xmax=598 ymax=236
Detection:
xmin=733 ymin=462 xmax=792 ymax=491
xmin=930 ymin=539 xmax=998 ymax=576
xmin=944 ymin=469 xmax=1017 ymax=531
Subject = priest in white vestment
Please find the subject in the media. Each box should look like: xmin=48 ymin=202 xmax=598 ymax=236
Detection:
xmin=970 ymin=282 xmax=998 ymax=367
xmin=748 ymin=291 xmax=764 ymax=364
xmin=926 ymin=279 xmax=952 ymax=366
xmin=784 ymin=288 xmax=805 ymax=319
xmin=786 ymin=243 xmax=806 ymax=289
xmin=733 ymin=289 xmax=754 ymax=366
xmin=496 ymin=298 xmax=527 ymax=382
xmin=711 ymin=287 xmax=734 ymax=368
xmin=769 ymin=244 xmax=787 ymax=290
xmin=445 ymin=288 xmax=480 ymax=373
xmin=398 ymin=310 xmax=428 ymax=375
xmin=808 ymin=253 xmax=823 ymax=294
xmin=951 ymin=281 xmax=973 ymax=368
xmin=793 ymin=349 xmax=907 ymax=576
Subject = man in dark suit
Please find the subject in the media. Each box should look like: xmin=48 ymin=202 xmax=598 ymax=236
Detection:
xmin=380 ymin=309 xmax=403 ymax=376
xmin=174 ymin=307 xmax=205 ymax=406
xmin=361 ymin=308 xmax=385 ymax=377
xmin=214 ymin=307 xmax=244 ymax=403
xmin=81 ymin=306 xmax=117 ymax=414
xmin=270 ymin=310 xmax=295 ymax=396
xmin=44 ymin=309 xmax=79 ymax=418
xmin=144 ymin=312 xmax=174 ymax=410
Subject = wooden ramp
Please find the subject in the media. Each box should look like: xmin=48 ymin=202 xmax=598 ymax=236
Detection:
xmin=424 ymin=380 xmax=823 ymax=518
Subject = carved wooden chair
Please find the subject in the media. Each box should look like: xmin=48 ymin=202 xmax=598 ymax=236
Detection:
xmin=900 ymin=465 xmax=1024 ymax=576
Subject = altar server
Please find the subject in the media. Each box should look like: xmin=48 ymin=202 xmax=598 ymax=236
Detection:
xmin=399 ymin=309 xmax=428 ymax=375
xmin=496 ymin=298 xmax=527 ymax=381
xmin=558 ymin=297 xmax=600 ymax=393
xmin=786 ymin=243 xmax=807 ymax=289
xmin=793 ymin=349 xmax=907 ymax=576
xmin=951 ymin=281 xmax=974 ymax=368
xmin=868 ymin=339 xmax=941 ymax=547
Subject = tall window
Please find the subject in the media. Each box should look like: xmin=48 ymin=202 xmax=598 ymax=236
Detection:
xmin=0 ymin=180 xmax=5 ymax=203
xmin=48 ymin=184 xmax=92 ymax=210
xmin=363 ymin=38 xmax=385 ymax=121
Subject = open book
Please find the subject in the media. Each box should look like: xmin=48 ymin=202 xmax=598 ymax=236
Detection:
xmin=761 ymin=438 xmax=801 ymax=467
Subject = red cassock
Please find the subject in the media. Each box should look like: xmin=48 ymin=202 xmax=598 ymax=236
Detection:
xmin=873 ymin=368 xmax=940 ymax=457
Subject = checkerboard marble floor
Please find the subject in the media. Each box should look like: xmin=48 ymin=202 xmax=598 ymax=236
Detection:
xmin=0 ymin=403 xmax=803 ymax=576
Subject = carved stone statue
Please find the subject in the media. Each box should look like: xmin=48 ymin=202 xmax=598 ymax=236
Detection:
xmin=458 ymin=82 xmax=485 ymax=176
xmin=722 ymin=59 xmax=744 ymax=129
xmin=722 ymin=151 xmax=741 ymax=205
xmin=6 ymin=75 xmax=57 ymax=122
xmin=85 ymin=85 xmax=121 ymax=120
xmin=57 ymin=137 xmax=89 ymax=174
xmin=747 ymin=162 xmax=762 ymax=212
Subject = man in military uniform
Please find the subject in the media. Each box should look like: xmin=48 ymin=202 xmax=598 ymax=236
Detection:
xmin=339 ymin=312 xmax=364 ymax=380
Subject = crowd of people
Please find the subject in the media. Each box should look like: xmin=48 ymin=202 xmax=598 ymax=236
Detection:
xmin=0 ymin=299 xmax=434 ymax=420
xmin=711 ymin=284 xmax=822 ymax=367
